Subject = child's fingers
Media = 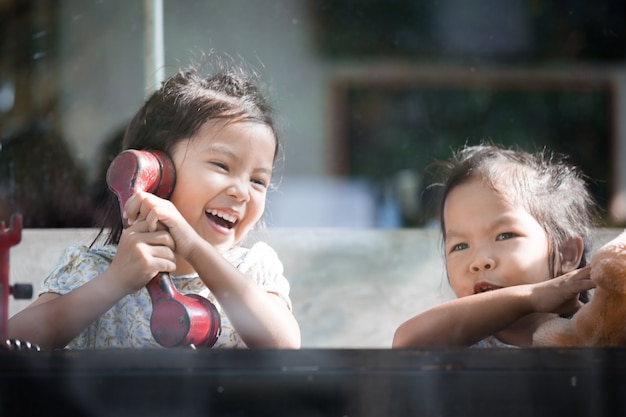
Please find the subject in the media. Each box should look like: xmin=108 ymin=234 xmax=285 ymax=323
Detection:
xmin=564 ymin=266 xmax=595 ymax=291
xmin=548 ymin=266 xmax=595 ymax=315
xmin=532 ymin=266 xmax=595 ymax=313
xmin=124 ymin=191 xmax=167 ymax=226
xmin=122 ymin=192 xmax=144 ymax=224
xmin=554 ymin=266 xmax=594 ymax=290
xmin=156 ymin=247 xmax=177 ymax=268
xmin=126 ymin=220 xmax=175 ymax=249
xmin=145 ymin=209 xmax=161 ymax=232
xmin=114 ymin=224 xmax=177 ymax=289
xmin=560 ymin=265 xmax=591 ymax=280
xmin=123 ymin=192 xmax=196 ymax=258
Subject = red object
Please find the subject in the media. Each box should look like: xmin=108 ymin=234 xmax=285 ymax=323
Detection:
xmin=148 ymin=274 xmax=221 ymax=347
xmin=0 ymin=214 xmax=33 ymax=343
xmin=106 ymin=150 xmax=176 ymax=228
xmin=107 ymin=150 xmax=221 ymax=348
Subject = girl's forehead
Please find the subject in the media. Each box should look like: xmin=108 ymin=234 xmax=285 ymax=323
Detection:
xmin=173 ymin=120 xmax=276 ymax=160
xmin=444 ymin=177 xmax=526 ymax=221
xmin=470 ymin=166 xmax=524 ymax=202
xmin=194 ymin=120 xmax=275 ymax=143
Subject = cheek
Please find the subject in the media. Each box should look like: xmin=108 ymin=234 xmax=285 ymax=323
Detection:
xmin=511 ymin=245 xmax=552 ymax=280
xmin=168 ymin=184 xmax=186 ymax=206
xmin=168 ymin=183 xmax=199 ymax=223
xmin=526 ymin=258 xmax=554 ymax=283
xmin=249 ymin=191 xmax=267 ymax=216
xmin=445 ymin=260 xmax=470 ymax=297
xmin=236 ymin=194 xmax=266 ymax=233
xmin=448 ymin=278 xmax=469 ymax=298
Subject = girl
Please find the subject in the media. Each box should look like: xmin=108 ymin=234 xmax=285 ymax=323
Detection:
xmin=393 ymin=143 xmax=599 ymax=348
xmin=8 ymin=56 xmax=301 ymax=349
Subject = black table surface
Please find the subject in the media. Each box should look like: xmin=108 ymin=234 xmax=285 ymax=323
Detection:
xmin=1 ymin=347 xmax=625 ymax=416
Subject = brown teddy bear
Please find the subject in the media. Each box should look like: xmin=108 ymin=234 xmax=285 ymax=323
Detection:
xmin=533 ymin=230 xmax=626 ymax=346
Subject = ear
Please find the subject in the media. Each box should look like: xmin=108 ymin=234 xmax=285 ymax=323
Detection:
xmin=557 ymin=235 xmax=584 ymax=274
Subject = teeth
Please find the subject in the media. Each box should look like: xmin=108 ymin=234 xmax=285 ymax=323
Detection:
xmin=208 ymin=209 xmax=237 ymax=224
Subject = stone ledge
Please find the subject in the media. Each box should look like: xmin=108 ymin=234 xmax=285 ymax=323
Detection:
xmin=6 ymin=228 xmax=623 ymax=348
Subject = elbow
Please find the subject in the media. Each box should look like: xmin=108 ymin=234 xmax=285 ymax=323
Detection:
xmin=251 ymin=335 xmax=301 ymax=349
xmin=282 ymin=338 xmax=301 ymax=349
xmin=392 ymin=325 xmax=411 ymax=348
xmin=270 ymin=327 xmax=301 ymax=349
xmin=266 ymin=319 xmax=301 ymax=349
xmin=246 ymin=324 xmax=302 ymax=349
xmin=280 ymin=326 xmax=302 ymax=349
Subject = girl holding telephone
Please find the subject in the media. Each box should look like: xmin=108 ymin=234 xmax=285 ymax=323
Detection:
xmin=8 ymin=55 xmax=301 ymax=349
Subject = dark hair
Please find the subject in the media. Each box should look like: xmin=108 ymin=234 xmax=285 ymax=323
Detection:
xmin=435 ymin=143 xmax=599 ymax=277
xmin=94 ymin=55 xmax=280 ymax=246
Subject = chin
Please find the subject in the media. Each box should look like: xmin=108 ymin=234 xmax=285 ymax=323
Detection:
xmin=211 ymin=241 xmax=232 ymax=254
xmin=201 ymin=228 xmax=236 ymax=252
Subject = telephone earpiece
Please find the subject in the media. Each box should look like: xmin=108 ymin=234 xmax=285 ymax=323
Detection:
xmin=107 ymin=150 xmax=221 ymax=348
xmin=106 ymin=149 xmax=176 ymax=226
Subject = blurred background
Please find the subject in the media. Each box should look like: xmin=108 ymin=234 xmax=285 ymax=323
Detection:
xmin=1 ymin=0 xmax=625 ymax=229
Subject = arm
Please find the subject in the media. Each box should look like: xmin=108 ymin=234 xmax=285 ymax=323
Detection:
xmin=393 ymin=286 xmax=535 ymax=347
xmin=8 ymin=221 xmax=176 ymax=348
xmin=392 ymin=266 xmax=594 ymax=348
xmin=8 ymin=269 xmax=133 ymax=348
xmin=126 ymin=192 xmax=301 ymax=349
xmin=186 ymin=240 xmax=301 ymax=348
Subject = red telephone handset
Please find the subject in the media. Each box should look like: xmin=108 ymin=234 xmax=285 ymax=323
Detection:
xmin=106 ymin=150 xmax=221 ymax=348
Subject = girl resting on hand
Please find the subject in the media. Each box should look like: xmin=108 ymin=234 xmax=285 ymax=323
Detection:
xmin=8 ymin=55 xmax=301 ymax=349
xmin=393 ymin=143 xmax=599 ymax=348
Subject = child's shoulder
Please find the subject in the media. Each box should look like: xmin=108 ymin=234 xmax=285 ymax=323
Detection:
xmin=224 ymin=241 xmax=284 ymax=280
xmin=41 ymin=244 xmax=117 ymax=295
xmin=56 ymin=243 xmax=117 ymax=264
xmin=224 ymin=241 xmax=280 ymax=266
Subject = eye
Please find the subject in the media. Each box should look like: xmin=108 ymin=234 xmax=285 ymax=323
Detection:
xmin=251 ymin=177 xmax=268 ymax=188
xmin=449 ymin=242 xmax=468 ymax=253
xmin=496 ymin=232 xmax=516 ymax=241
xmin=211 ymin=161 xmax=228 ymax=171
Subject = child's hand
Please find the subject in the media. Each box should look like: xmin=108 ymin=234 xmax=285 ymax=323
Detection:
xmin=123 ymin=191 xmax=200 ymax=260
xmin=529 ymin=266 xmax=595 ymax=316
xmin=109 ymin=218 xmax=177 ymax=293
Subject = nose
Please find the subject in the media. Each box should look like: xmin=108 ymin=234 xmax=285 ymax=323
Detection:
xmin=227 ymin=179 xmax=250 ymax=202
xmin=470 ymin=253 xmax=495 ymax=272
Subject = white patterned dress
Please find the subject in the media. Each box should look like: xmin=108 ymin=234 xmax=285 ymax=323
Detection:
xmin=471 ymin=336 xmax=518 ymax=349
xmin=39 ymin=241 xmax=292 ymax=349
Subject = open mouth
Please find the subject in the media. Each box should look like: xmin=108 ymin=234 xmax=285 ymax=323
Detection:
xmin=206 ymin=210 xmax=238 ymax=230
xmin=474 ymin=282 xmax=502 ymax=294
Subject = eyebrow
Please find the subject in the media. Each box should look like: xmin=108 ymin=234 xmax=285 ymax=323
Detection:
xmin=206 ymin=144 xmax=273 ymax=175
xmin=445 ymin=215 xmax=520 ymax=240
xmin=206 ymin=144 xmax=237 ymax=158
xmin=444 ymin=229 xmax=463 ymax=240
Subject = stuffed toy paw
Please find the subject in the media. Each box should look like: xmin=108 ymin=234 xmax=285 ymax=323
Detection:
xmin=533 ymin=230 xmax=626 ymax=347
